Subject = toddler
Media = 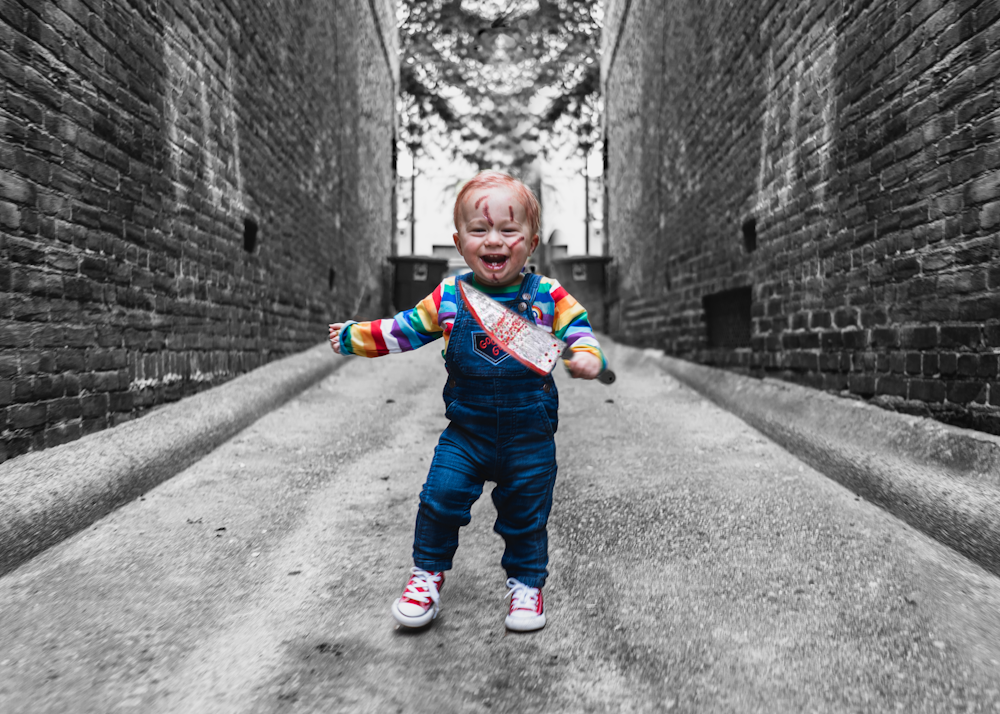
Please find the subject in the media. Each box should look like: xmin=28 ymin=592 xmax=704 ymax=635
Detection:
xmin=329 ymin=171 xmax=607 ymax=631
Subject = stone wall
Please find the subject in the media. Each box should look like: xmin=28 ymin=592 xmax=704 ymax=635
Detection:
xmin=0 ymin=0 xmax=398 ymax=462
xmin=603 ymin=0 xmax=1000 ymax=434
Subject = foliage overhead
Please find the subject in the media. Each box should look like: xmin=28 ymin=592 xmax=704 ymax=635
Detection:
xmin=398 ymin=0 xmax=603 ymax=170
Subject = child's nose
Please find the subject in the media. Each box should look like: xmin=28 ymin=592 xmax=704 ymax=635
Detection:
xmin=484 ymin=228 xmax=505 ymax=245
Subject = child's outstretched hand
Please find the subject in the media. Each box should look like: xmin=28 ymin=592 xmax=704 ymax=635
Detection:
xmin=566 ymin=350 xmax=602 ymax=380
xmin=329 ymin=323 xmax=344 ymax=354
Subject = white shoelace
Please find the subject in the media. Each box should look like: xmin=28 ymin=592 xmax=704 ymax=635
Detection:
xmin=505 ymin=577 xmax=539 ymax=612
xmin=402 ymin=567 xmax=441 ymax=605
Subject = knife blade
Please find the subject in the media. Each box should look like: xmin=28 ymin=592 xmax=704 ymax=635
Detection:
xmin=458 ymin=280 xmax=616 ymax=385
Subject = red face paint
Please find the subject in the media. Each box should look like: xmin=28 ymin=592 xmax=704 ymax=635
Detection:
xmin=475 ymin=196 xmax=486 ymax=209
xmin=483 ymin=204 xmax=493 ymax=226
xmin=509 ymin=205 xmax=514 ymax=221
xmin=509 ymin=236 xmax=524 ymax=247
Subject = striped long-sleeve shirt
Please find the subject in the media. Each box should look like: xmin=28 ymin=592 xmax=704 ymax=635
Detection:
xmin=340 ymin=273 xmax=606 ymax=368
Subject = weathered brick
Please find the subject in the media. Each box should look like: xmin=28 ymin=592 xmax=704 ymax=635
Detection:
xmin=809 ymin=311 xmax=832 ymax=329
xmin=63 ymin=373 xmax=81 ymax=396
xmin=28 ymin=375 xmax=63 ymax=401
xmin=859 ymin=307 xmax=889 ymax=327
xmin=47 ymin=396 xmax=82 ymax=422
xmin=964 ymin=171 xmax=1000 ymax=205
xmin=901 ymin=325 xmax=938 ymax=349
xmin=108 ymin=391 xmax=134 ymax=412
xmin=849 ymin=373 xmax=877 ymax=397
xmin=19 ymin=203 xmax=42 ymax=236
xmin=940 ymin=324 xmax=982 ymax=348
xmin=871 ymin=327 xmax=899 ymax=348
xmin=958 ymin=293 xmax=1000 ymax=322
xmin=986 ymin=321 xmax=1000 ymax=347
xmin=947 ymin=380 xmax=987 ymax=404
xmin=0 ymin=169 xmax=36 ymax=204
xmin=842 ymin=330 xmax=868 ymax=350
xmin=0 ymin=199 xmax=21 ymax=229
xmin=978 ymin=354 xmax=999 ymax=379
xmin=820 ymin=331 xmax=844 ymax=350
xmin=922 ymin=352 xmax=939 ymax=376
xmin=8 ymin=403 xmax=47 ymax=429
xmin=80 ymin=393 xmax=108 ymax=418
xmin=0 ymin=354 xmax=17 ymax=378
xmin=939 ymin=352 xmax=958 ymax=376
xmin=84 ymin=349 xmax=126 ymax=371
xmin=956 ymin=353 xmax=981 ymax=377
xmin=891 ymin=255 xmax=921 ymax=280
xmin=44 ymin=423 xmax=84 ymax=449
xmin=877 ymin=375 xmax=908 ymax=397
xmin=909 ymin=378 xmax=946 ymax=403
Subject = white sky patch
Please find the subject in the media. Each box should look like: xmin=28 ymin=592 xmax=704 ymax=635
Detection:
xmin=460 ymin=0 xmax=541 ymax=20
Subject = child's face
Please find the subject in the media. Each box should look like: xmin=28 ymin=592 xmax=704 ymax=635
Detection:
xmin=453 ymin=186 xmax=539 ymax=287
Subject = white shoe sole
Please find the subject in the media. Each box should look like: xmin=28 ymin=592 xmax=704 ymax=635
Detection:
xmin=391 ymin=599 xmax=439 ymax=628
xmin=505 ymin=612 xmax=546 ymax=631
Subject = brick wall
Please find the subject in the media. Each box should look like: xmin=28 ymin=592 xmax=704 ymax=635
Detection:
xmin=0 ymin=0 xmax=398 ymax=462
xmin=603 ymin=0 xmax=1000 ymax=435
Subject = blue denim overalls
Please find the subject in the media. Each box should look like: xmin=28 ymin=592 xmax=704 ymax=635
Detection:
xmin=412 ymin=271 xmax=559 ymax=589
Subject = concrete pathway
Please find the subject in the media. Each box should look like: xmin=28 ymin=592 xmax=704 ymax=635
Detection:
xmin=2 ymin=341 xmax=999 ymax=713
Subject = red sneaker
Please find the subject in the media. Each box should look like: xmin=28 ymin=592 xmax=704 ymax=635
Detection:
xmin=504 ymin=578 xmax=545 ymax=631
xmin=391 ymin=568 xmax=444 ymax=628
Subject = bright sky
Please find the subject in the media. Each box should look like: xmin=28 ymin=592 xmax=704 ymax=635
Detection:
xmin=459 ymin=0 xmax=541 ymax=19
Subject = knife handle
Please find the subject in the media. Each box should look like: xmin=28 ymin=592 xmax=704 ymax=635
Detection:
xmin=561 ymin=346 xmax=616 ymax=385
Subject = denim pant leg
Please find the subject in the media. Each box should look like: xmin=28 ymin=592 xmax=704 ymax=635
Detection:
xmin=491 ymin=418 xmax=558 ymax=589
xmin=412 ymin=423 xmax=486 ymax=572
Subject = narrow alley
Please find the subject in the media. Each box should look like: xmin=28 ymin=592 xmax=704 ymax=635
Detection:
xmin=2 ymin=341 xmax=999 ymax=713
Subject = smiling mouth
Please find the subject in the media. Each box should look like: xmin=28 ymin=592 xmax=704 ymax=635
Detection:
xmin=481 ymin=255 xmax=509 ymax=271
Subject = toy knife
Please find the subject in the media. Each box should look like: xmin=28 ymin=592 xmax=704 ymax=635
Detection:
xmin=458 ymin=280 xmax=616 ymax=385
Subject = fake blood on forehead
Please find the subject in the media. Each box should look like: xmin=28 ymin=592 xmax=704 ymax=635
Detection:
xmin=483 ymin=204 xmax=493 ymax=226
xmin=475 ymin=196 xmax=487 ymax=209
xmin=509 ymin=205 xmax=514 ymax=221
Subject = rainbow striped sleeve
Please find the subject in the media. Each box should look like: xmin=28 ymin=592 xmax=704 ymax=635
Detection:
xmin=436 ymin=279 xmax=460 ymax=343
xmin=538 ymin=277 xmax=607 ymax=369
xmin=340 ymin=279 xmax=450 ymax=357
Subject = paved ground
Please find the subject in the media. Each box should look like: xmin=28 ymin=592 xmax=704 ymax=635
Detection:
xmin=2 ymin=341 xmax=1000 ymax=713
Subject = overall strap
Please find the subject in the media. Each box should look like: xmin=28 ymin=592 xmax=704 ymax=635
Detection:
xmin=455 ymin=272 xmax=474 ymax=316
xmin=520 ymin=271 xmax=542 ymax=307
xmin=512 ymin=271 xmax=542 ymax=322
